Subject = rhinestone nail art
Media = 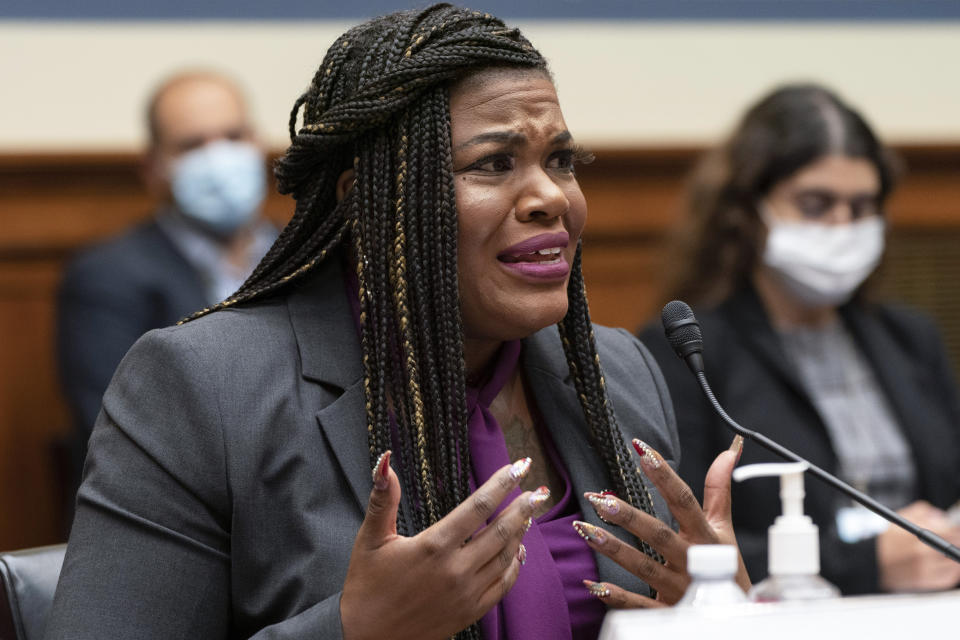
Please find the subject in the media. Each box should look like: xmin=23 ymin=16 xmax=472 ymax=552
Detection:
xmin=529 ymin=486 xmax=550 ymax=509
xmin=586 ymin=493 xmax=620 ymax=518
xmin=510 ymin=457 xmax=532 ymax=482
xmin=572 ymin=520 xmax=606 ymax=545
xmin=517 ymin=543 xmax=527 ymax=566
xmin=372 ymin=451 xmax=391 ymax=490
xmin=522 ymin=516 xmax=533 ymax=534
xmin=632 ymin=439 xmax=662 ymax=470
xmin=583 ymin=580 xmax=611 ymax=598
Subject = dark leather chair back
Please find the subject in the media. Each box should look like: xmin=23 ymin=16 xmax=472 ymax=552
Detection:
xmin=0 ymin=544 xmax=66 ymax=640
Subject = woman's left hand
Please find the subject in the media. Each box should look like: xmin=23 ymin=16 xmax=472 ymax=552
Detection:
xmin=577 ymin=435 xmax=750 ymax=608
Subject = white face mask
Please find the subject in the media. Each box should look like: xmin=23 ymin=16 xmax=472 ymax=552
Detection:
xmin=170 ymin=140 xmax=266 ymax=236
xmin=761 ymin=209 xmax=885 ymax=307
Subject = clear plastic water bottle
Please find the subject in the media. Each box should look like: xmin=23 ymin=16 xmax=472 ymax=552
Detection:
xmin=675 ymin=544 xmax=748 ymax=607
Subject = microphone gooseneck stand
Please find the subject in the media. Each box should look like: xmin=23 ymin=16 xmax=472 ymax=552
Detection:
xmin=661 ymin=299 xmax=960 ymax=563
xmin=696 ymin=370 xmax=960 ymax=563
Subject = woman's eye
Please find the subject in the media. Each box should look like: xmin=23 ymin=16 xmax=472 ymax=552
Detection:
xmin=793 ymin=193 xmax=834 ymax=219
xmin=474 ymin=154 xmax=514 ymax=172
xmin=850 ymin=196 xmax=881 ymax=219
xmin=547 ymin=150 xmax=575 ymax=172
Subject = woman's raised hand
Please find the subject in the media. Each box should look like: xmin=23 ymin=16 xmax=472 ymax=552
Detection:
xmin=340 ymin=452 xmax=549 ymax=640
xmin=577 ymin=436 xmax=749 ymax=607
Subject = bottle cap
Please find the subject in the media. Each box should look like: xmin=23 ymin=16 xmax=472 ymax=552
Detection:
xmin=686 ymin=544 xmax=739 ymax=578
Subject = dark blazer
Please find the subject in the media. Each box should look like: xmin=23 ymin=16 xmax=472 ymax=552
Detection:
xmin=57 ymin=218 xmax=208 ymax=442
xmin=47 ymin=259 xmax=680 ymax=639
xmin=640 ymin=288 xmax=960 ymax=594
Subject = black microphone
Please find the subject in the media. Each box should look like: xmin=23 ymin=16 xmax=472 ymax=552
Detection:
xmin=661 ymin=300 xmax=705 ymax=375
xmin=661 ymin=300 xmax=960 ymax=563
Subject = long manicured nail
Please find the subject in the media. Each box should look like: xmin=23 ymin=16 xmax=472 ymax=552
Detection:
xmin=517 ymin=543 xmax=527 ymax=566
xmin=583 ymin=580 xmax=611 ymax=598
xmin=632 ymin=439 xmax=662 ymax=470
xmin=372 ymin=450 xmax=391 ymax=490
xmin=585 ymin=492 xmax=620 ymax=519
xmin=510 ymin=457 xmax=532 ymax=482
xmin=529 ymin=486 xmax=550 ymax=509
xmin=572 ymin=520 xmax=606 ymax=545
xmin=729 ymin=435 xmax=744 ymax=464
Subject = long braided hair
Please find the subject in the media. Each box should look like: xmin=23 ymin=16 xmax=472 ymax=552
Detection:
xmin=185 ymin=4 xmax=661 ymax=618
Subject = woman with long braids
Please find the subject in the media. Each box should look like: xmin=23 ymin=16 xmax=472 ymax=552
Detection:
xmin=48 ymin=5 xmax=746 ymax=639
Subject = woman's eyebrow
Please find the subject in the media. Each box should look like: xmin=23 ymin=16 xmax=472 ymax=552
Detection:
xmin=452 ymin=131 xmax=525 ymax=152
xmin=552 ymin=131 xmax=572 ymax=145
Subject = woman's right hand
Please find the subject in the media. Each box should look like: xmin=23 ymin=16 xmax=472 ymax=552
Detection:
xmin=574 ymin=437 xmax=749 ymax=607
xmin=877 ymin=500 xmax=960 ymax=592
xmin=340 ymin=453 xmax=548 ymax=640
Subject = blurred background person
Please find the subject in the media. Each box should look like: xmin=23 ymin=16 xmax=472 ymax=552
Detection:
xmin=640 ymin=83 xmax=960 ymax=595
xmin=56 ymin=70 xmax=277 ymax=491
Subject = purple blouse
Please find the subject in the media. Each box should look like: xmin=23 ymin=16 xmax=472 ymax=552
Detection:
xmin=467 ymin=341 xmax=606 ymax=640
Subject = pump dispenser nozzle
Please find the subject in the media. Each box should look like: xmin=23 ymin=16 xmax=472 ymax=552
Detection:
xmin=732 ymin=462 xmax=817 ymax=575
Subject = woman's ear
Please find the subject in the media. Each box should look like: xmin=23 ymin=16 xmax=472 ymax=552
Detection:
xmin=336 ymin=169 xmax=356 ymax=202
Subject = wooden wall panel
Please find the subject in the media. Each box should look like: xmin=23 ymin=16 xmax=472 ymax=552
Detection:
xmin=0 ymin=261 xmax=69 ymax=546
xmin=0 ymin=146 xmax=958 ymax=549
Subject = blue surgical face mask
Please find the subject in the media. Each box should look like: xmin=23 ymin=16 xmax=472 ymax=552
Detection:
xmin=170 ymin=140 xmax=266 ymax=236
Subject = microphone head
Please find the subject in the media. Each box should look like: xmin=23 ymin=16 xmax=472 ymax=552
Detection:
xmin=661 ymin=300 xmax=704 ymax=361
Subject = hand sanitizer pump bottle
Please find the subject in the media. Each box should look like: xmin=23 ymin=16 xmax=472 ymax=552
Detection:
xmin=732 ymin=462 xmax=841 ymax=602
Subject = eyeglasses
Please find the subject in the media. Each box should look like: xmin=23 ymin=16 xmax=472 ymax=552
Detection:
xmin=787 ymin=189 xmax=882 ymax=223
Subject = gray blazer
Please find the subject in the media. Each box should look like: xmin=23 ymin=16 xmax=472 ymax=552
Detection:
xmin=47 ymin=260 xmax=679 ymax=640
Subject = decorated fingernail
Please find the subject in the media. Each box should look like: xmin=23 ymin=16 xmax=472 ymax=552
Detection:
xmin=522 ymin=516 xmax=533 ymax=534
xmin=517 ymin=543 xmax=527 ymax=566
xmin=729 ymin=435 xmax=744 ymax=464
xmin=529 ymin=486 xmax=550 ymax=509
xmin=372 ymin=450 xmax=391 ymax=490
xmin=632 ymin=439 xmax=662 ymax=470
xmin=572 ymin=520 xmax=606 ymax=545
xmin=586 ymin=492 xmax=620 ymax=518
xmin=583 ymin=580 xmax=611 ymax=598
xmin=510 ymin=457 xmax=532 ymax=482
xmin=600 ymin=490 xmax=618 ymax=498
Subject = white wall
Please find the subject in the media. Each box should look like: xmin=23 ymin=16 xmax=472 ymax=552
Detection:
xmin=2 ymin=20 xmax=959 ymax=151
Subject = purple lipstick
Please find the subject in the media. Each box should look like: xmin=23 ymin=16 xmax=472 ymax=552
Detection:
xmin=498 ymin=232 xmax=570 ymax=280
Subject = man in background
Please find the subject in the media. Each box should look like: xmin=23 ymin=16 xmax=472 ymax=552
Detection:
xmin=57 ymin=71 xmax=277 ymax=483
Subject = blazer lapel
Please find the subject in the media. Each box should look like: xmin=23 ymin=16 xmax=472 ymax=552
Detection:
xmin=287 ymin=260 xmax=371 ymax=514
xmin=315 ymin=382 xmax=371 ymax=514
xmin=522 ymin=328 xmax=650 ymax=595
xmin=722 ymin=288 xmax=811 ymax=405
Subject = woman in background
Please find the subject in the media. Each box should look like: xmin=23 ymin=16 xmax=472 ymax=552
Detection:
xmin=641 ymin=83 xmax=960 ymax=595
